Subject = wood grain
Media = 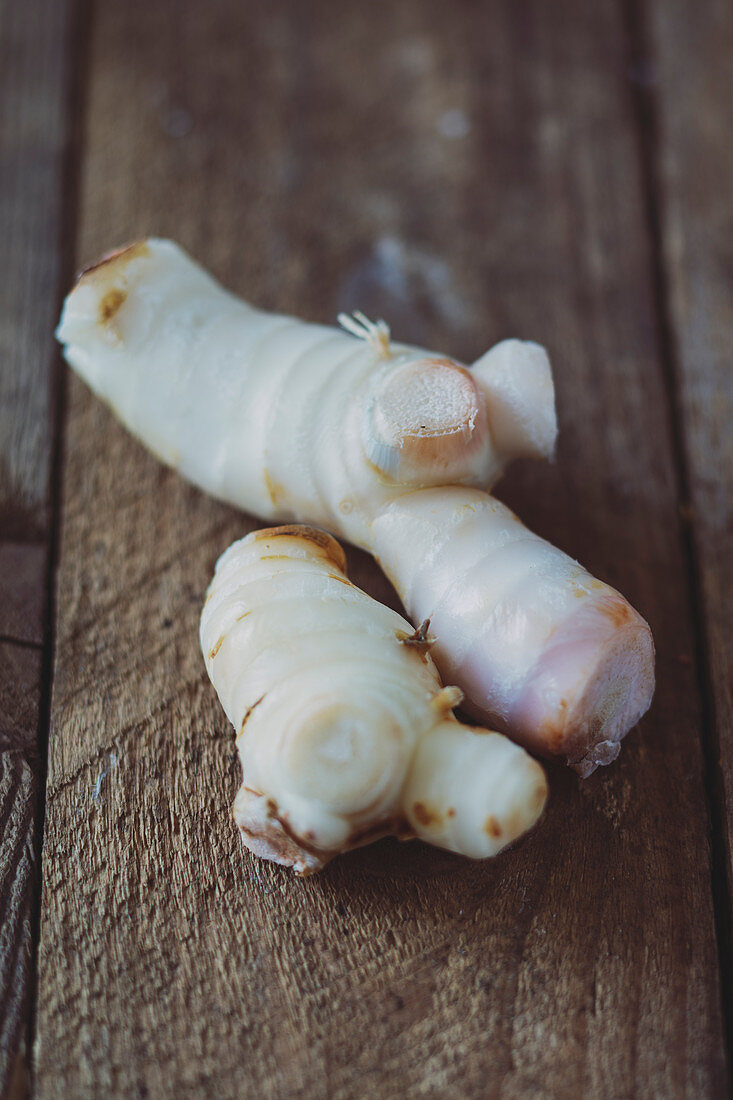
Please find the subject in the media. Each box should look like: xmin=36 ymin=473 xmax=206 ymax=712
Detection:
xmin=0 ymin=0 xmax=74 ymax=1093
xmin=35 ymin=1 xmax=728 ymax=1096
xmin=0 ymin=648 xmax=40 ymax=1100
xmin=0 ymin=0 xmax=69 ymax=599
xmin=647 ymin=0 xmax=733 ymax=949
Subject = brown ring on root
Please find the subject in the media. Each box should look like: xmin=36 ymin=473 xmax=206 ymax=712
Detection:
xmin=270 ymin=809 xmax=333 ymax=861
xmin=250 ymin=525 xmax=347 ymax=574
xmin=77 ymin=239 xmax=150 ymax=282
xmin=236 ymin=695 xmax=266 ymax=741
xmin=267 ymin=802 xmax=408 ymax=872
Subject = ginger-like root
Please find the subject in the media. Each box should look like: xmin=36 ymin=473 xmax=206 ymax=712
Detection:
xmin=55 ymin=238 xmax=556 ymax=548
xmin=200 ymin=526 xmax=547 ymax=874
xmin=371 ymin=488 xmax=655 ymax=774
xmin=58 ymin=239 xmax=653 ymax=774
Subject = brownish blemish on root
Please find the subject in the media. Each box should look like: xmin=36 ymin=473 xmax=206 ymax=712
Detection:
xmin=569 ymin=578 xmax=591 ymax=599
xmin=395 ymin=618 xmax=436 ymax=663
xmin=413 ymin=801 xmax=442 ymax=828
xmin=327 ymin=572 xmax=354 ymax=587
xmin=264 ymin=470 xmax=290 ymax=508
xmin=274 ymin=812 xmax=329 ymax=858
xmin=236 ymin=611 xmax=251 ymax=622
xmin=598 ymin=594 xmax=632 ymax=629
xmin=252 ymin=525 xmax=347 ymax=574
xmin=279 ymin=808 xmax=413 ymax=864
xmin=538 ymin=714 xmax=568 ymax=755
xmin=237 ymin=695 xmax=265 ymax=741
xmin=485 ymin=815 xmax=502 ymax=838
xmin=502 ymin=809 xmax=528 ymax=841
xmin=99 ymin=286 xmax=126 ymax=324
xmin=535 ymin=695 xmax=576 ymax=755
xmin=241 ymin=793 xmax=414 ymax=872
xmin=447 ymin=808 xmax=456 ymax=818
xmin=209 ymin=635 xmax=225 ymax=660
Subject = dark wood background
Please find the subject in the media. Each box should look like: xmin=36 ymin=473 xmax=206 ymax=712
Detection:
xmin=1 ymin=1 xmax=731 ymax=1096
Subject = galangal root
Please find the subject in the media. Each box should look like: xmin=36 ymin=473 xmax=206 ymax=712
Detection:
xmin=58 ymin=238 xmax=654 ymax=772
xmin=200 ymin=525 xmax=547 ymax=874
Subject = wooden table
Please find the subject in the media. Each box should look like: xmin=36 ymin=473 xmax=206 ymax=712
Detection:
xmin=2 ymin=1 xmax=731 ymax=1096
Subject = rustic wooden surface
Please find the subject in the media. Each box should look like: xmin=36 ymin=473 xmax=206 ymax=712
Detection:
xmin=1 ymin=0 xmax=731 ymax=1096
xmin=647 ymin=0 xmax=733 ymax=1018
xmin=0 ymin=0 xmax=73 ymax=1093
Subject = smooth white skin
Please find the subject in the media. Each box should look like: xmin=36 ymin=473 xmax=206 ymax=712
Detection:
xmin=56 ymin=239 xmax=555 ymax=548
xmin=58 ymin=238 xmax=654 ymax=772
xmin=371 ymin=488 xmax=655 ymax=775
xmin=200 ymin=527 xmax=547 ymax=874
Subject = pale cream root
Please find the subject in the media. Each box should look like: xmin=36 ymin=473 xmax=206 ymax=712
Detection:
xmin=404 ymin=723 xmax=548 ymax=858
xmin=58 ymin=238 xmax=653 ymax=774
xmin=371 ymin=488 xmax=655 ymax=775
xmin=200 ymin=525 xmax=547 ymax=874
xmin=471 ymin=339 xmax=557 ymax=462
xmin=56 ymin=238 xmax=556 ymax=547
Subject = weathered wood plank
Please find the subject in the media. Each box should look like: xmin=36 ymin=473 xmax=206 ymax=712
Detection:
xmin=0 ymin=0 xmax=69 ymax=561
xmin=0 ymin=646 xmax=41 ymax=1100
xmin=36 ymin=1 xmax=727 ymax=1096
xmin=0 ymin=0 xmax=75 ymax=1092
xmin=645 ymin=0 xmax=733 ymax=978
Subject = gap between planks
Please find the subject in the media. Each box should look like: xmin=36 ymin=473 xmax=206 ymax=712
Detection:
xmin=620 ymin=0 xmax=733 ymax=1071
xmin=22 ymin=0 xmax=97 ymax=1088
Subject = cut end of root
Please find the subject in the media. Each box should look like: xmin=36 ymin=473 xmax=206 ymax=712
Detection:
xmin=571 ymin=738 xmax=623 ymax=778
xmin=364 ymin=358 xmax=490 ymax=483
xmin=510 ymin=588 xmax=655 ymax=774
xmin=57 ymin=239 xmax=155 ymax=352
